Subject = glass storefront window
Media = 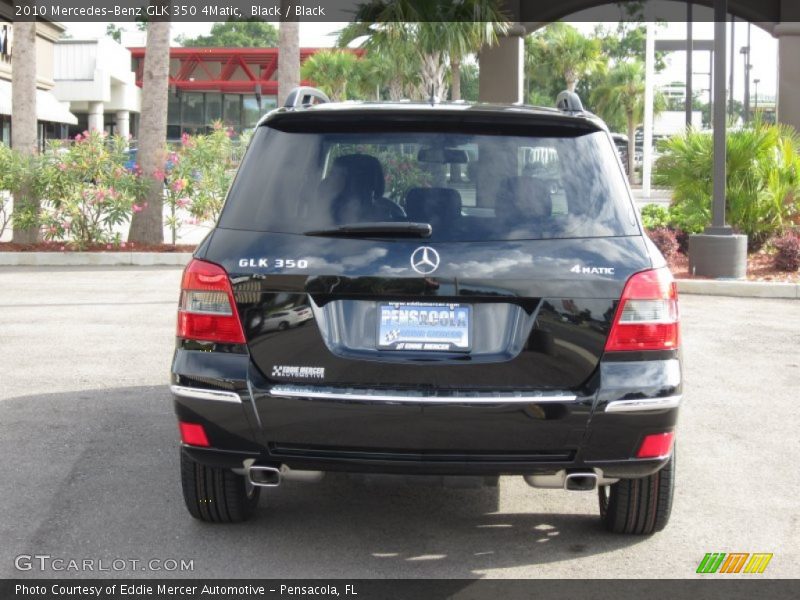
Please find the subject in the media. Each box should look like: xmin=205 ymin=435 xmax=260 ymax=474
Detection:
xmin=206 ymin=93 xmax=222 ymax=124
xmin=182 ymin=92 xmax=204 ymax=126
xmin=223 ymin=94 xmax=241 ymax=129
xmin=262 ymin=96 xmax=278 ymax=112
xmin=1 ymin=115 xmax=10 ymax=146
xmin=243 ymin=95 xmax=261 ymax=128
xmin=167 ymin=90 xmax=181 ymax=126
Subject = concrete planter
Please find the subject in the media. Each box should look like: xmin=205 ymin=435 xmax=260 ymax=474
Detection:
xmin=688 ymin=233 xmax=748 ymax=279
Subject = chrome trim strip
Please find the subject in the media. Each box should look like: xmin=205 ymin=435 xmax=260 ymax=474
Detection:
xmin=605 ymin=395 xmax=682 ymax=413
xmin=170 ymin=385 xmax=242 ymax=404
xmin=268 ymin=385 xmax=577 ymax=404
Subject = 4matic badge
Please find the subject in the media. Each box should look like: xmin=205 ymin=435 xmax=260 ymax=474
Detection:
xmin=570 ymin=264 xmax=615 ymax=275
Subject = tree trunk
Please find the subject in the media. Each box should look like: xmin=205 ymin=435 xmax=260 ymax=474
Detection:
xmin=627 ymin=116 xmax=637 ymax=185
xmin=11 ymin=21 xmax=39 ymax=244
xmin=277 ymin=18 xmax=300 ymax=106
xmin=128 ymin=19 xmax=170 ymax=245
xmin=564 ymin=69 xmax=578 ymax=92
xmin=388 ymin=79 xmax=403 ymax=101
xmin=450 ymin=57 xmax=461 ymax=101
xmin=420 ymin=52 xmax=448 ymax=101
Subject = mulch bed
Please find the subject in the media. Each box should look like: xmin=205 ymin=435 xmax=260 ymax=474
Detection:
xmin=0 ymin=242 xmax=196 ymax=253
xmin=668 ymin=251 xmax=800 ymax=283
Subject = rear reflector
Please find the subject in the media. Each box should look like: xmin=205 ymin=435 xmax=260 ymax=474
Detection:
xmin=177 ymin=259 xmax=245 ymax=344
xmin=179 ymin=422 xmax=210 ymax=447
xmin=605 ymin=267 xmax=679 ymax=352
xmin=636 ymin=432 xmax=674 ymax=458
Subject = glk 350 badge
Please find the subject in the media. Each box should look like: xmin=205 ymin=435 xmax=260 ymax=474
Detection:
xmin=239 ymin=258 xmax=309 ymax=269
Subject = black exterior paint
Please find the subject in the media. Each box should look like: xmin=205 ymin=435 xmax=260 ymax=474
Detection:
xmin=171 ymin=102 xmax=681 ymax=480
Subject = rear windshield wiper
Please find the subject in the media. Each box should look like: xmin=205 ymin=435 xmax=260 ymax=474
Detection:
xmin=305 ymin=222 xmax=432 ymax=238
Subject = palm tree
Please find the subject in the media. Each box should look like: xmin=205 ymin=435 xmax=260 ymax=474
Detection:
xmin=277 ymin=19 xmax=300 ymax=106
xmin=528 ymin=23 xmax=605 ymax=93
xmin=591 ymin=60 xmax=665 ymax=182
xmin=300 ymin=50 xmax=361 ymax=101
xmin=337 ymin=24 xmax=421 ymax=100
xmin=11 ymin=21 xmax=39 ymax=244
xmin=337 ymin=1 xmax=509 ymax=101
xmin=128 ymin=20 xmax=170 ymax=244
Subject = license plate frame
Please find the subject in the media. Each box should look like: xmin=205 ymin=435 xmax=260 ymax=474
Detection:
xmin=377 ymin=302 xmax=472 ymax=352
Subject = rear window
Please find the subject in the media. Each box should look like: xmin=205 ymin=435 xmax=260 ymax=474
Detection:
xmin=219 ymin=123 xmax=638 ymax=241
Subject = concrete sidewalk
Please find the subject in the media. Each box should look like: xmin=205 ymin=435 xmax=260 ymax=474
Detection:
xmin=632 ymin=187 xmax=672 ymax=207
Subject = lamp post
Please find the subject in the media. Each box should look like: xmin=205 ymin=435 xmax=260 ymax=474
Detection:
xmin=740 ymin=45 xmax=751 ymax=121
xmin=753 ymin=78 xmax=760 ymax=115
xmin=688 ymin=0 xmax=748 ymax=279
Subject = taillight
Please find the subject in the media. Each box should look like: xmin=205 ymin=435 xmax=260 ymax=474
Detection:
xmin=605 ymin=267 xmax=679 ymax=352
xmin=177 ymin=259 xmax=245 ymax=344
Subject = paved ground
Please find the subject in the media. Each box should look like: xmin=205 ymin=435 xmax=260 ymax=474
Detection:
xmin=0 ymin=266 xmax=798 ymax=579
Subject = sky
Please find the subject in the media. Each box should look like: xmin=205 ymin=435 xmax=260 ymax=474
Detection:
xmin=63 ymin=19 xmax=779 ymax=102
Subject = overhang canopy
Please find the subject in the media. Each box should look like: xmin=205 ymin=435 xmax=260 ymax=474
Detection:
xmin=0 ymin=80 xmax=78 ymax=125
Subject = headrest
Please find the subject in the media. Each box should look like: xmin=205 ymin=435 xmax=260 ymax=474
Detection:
xmin=496 ymin=177 xmax=553 ymax=221
xmin=331 ymin=153 xmax=385 ymax=199
xmin=404 ymin=187 xmax=462 ymax=223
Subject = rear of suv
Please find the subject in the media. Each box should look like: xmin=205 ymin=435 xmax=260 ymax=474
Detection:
xmin=171 ymin=88 xmax=681 ymax=534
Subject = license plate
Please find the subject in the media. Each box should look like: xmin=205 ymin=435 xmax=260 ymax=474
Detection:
xmin=377 ymin=302 xmax=471 ymax=352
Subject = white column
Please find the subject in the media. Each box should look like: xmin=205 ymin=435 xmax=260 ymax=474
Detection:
xmin=116 ymin=110 xmax=130 ymax=142
xmin=87 ymin=102 xmax=104 ymax=132
xmin=775 ymin=23 xmax=800 ymax=132
xmin=642 ymin=21 xmax=656 ymax=197
xmin=478 ymin=31 xmax=524 ymax=104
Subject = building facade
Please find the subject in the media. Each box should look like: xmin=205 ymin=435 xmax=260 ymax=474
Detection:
xmin=0 ymin=12 xmax=77 ymax=149
xmin=129 ymin=47 xmax=320 ymax=139
xmin=53 ymin=38 xmax=141 ymax=139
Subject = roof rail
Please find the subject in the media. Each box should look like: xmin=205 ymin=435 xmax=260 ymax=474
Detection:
xmin=556 ymin=91 xmax=584 ymax=113
xmin=284 ymin=86 xmax=330 ymax=108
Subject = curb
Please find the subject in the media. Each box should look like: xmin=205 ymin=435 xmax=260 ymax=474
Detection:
xmin=676 ymin=279 xmax=799 ymax=299
xmin=0 ymin=252 xmax=193 ymax=266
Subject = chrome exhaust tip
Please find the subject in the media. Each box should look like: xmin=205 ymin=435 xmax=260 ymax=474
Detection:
xmin=247 ymin=464 xmax=281 ymax=487
xmin=564 ymin=472 xmax=598 ymax=491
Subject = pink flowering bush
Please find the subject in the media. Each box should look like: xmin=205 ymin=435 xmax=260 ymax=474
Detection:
xmin=35 ymin=132 xmax=145 ymax=248
xmin=162 ymin=122 xmax=240 ymax=243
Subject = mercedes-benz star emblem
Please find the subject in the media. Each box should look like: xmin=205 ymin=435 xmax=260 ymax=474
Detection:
xmin=410 ymin=246 xmax=440 ymax=275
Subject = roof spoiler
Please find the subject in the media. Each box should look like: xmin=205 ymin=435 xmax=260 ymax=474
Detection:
xmin=556 ymin=91 xmax=584 ymax=113
xmin=284 ymin=86 xmax=330 ymax=109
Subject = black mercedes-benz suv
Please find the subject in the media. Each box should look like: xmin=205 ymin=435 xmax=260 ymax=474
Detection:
xmin=171 ymin=88 xmax=681 ymax=534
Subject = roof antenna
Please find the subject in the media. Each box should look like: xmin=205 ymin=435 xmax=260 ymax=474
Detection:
xmin=429 ymin=84 xmax=438 ymax=106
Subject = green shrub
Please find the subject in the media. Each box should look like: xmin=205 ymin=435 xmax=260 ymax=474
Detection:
xmin=654 ymin=121 xmax=800 ymax=249
xmin=35 ymin=132 xmax=145 ymax=248
xmin=640 ymin=204 xmax=669 ymax=230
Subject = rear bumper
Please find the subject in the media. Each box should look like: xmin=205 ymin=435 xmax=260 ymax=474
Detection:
xmin=171 ymin=349 xmax=681 ymax=479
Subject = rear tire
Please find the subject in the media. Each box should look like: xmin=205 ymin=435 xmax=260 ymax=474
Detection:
xmin=180 ymin=451 xmax=260 ymax=523
xmin=598 ymin=452 xmax=675 ymax=534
